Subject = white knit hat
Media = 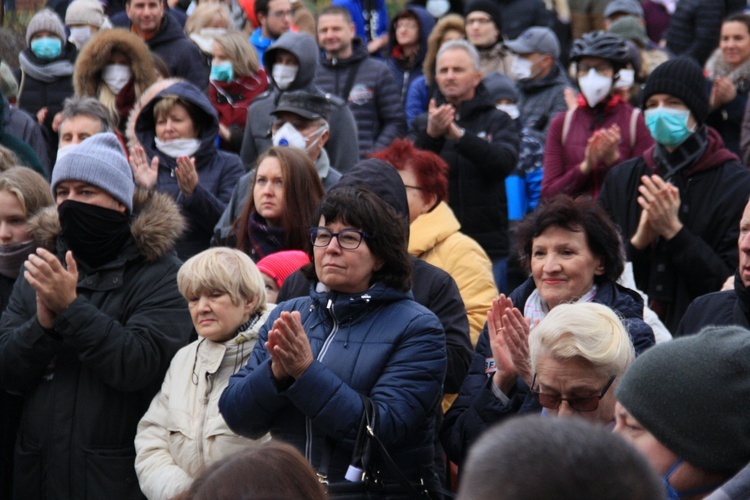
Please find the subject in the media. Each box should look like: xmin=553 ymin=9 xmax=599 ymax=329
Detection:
xmin=65 ymin=0 xmax=105 ymax=28
xmin=26 ymin=9 xmax=66 ymax=46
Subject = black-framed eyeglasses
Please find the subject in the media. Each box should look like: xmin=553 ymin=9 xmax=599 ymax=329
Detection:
xmin=309 ymin=227 xmax=368 ymax=250
xmin=530 ymin=374 xmax=616 ymax=412
xmin=403 ymin=184 xmax=425 ymax=191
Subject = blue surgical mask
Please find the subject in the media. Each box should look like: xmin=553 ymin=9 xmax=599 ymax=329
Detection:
xmin=30 ymin=37 xmax=62 ymax=59
xmin=210 ymin=61 xmax=234 ymax=82
xmin=645 ymin=106 xmax=696 ymax=148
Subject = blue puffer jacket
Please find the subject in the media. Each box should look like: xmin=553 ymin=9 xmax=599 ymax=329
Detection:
xmin=135 ymin=81 xmax=244 ymax=259
xmin=220 ymin=282 xmax=447 ymax=485
xmin=440 ymin=277 xmax=654 ymax=466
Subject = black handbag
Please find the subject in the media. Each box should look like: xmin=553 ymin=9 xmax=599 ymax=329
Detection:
xmin=321 ymin=397 xmax=443 ymax=499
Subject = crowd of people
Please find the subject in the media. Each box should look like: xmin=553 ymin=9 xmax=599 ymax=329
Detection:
xmin=0 ymin=0 xmax=750 ymax=497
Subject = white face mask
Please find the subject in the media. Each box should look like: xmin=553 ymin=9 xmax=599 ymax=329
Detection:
xmin=155 ymin=137 xmax=201 ymax=158
xmin=272 ymin=64 xmax=298 ymax=90
xmin=56 ymin=143 xmax=78 ymax=160
xmin=496 ymin=103 xmax=520 ymax=120
xmin=578 ymin=68 xmax=613 ymax=107
xmin=68 ymin=25 xmax=92 ymax=49
xmin=102 ymin=64 xmax=133 ymax=95
xmin=272 ymin=122 xmax=329 ymax=154
xmin=614 ymin=68 xmax=635 ymax=89
xmin=511 ymin=57 xmax=536 ymax=81
xmin=425 ymin=0 xmax=450 ymax=17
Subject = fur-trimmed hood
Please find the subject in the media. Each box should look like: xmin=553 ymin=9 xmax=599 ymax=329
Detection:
xmin=74 ymin=28 xmax=157 ymax=98
xmin=706 ymin=48 xmax=750 ymax=92
xmin=125 ymin=77 xmax=185 ymax=151
xmin=28 ymin=189 xmax=186 ymax=262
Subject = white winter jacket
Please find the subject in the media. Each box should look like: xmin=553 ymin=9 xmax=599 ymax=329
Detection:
xmin=134 ymin=307 xmax=274 ymax=499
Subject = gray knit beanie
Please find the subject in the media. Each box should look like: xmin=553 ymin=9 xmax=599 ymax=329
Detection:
xmin=51 ymin=133 xmax=135 ymax=213
xmin=616 ymin=325 xmax=750 ymax=476
xmin=65 ymin=0 xmax=105 ymax=28
xmin=26 ymin=9 xmax=66 ymax=46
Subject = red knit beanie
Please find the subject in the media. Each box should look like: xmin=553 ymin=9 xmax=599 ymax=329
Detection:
xmin=257 ymin=250 xmax=310 ymax=288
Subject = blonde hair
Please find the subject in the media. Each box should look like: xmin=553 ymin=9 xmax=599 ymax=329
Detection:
xmin=214 ymin=31 xmax=262 ymax=77
xmin=0 ymin=145 xmax=19 ymax=171
xmin=177 ymin=247 xmax=267 ymax=312
xmin=185 ymin=3 xmax=230 ymax=34
xmin=0 ymin=167 xmax=54 ymax=217
xmin=529 ymin=302 xmax=634 ymax=378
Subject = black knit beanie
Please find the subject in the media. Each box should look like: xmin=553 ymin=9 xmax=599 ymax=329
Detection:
xmin=464 ymin=0 xmax=503 ymax=35
xmin=641 ymin=57 xmax=709 ymax=124
xmin=615 ymin=326 xmax=750 ymax=476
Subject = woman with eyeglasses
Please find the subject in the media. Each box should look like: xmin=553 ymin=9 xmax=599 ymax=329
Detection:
xmin=219 ymin=186 xmax=447 ymax=495
xmin=441 ymin=194 xmax=654 ymax=467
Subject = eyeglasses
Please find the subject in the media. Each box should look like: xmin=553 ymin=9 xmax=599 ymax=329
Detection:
xmin=309 ymin=227 xmax=368 ymax=250
xmin=577 ymin=63 xmax=614 ymax=75
xmin=403 ymin=184 xmax=425 ymax=191
xmin=466 ymin=16 xmax=493 ymax=26
xmin=269 ymin=9 xmax=293 ymax=19
xmin=530 ymin=374 xmax=616 ymax=412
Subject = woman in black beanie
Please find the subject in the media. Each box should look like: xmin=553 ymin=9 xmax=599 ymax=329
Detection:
xmin=599 ymin=57 xmax=750 ymax=335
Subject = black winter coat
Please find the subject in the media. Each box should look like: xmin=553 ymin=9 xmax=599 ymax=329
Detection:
xmin=599 ymin=129 xmax=750 ymax=334
xmin=410 ymin=87 xmax=519 ymax=259
xmin=440 ymin=277 xmax=654 ymax=466
xmin=0 ymin=191 xmax=192 ymax=499
xmin=676 ymin=273 xmax=750 ymax=336
xmin=665 ymin=0 xmax=725 ymax=66
xmin=317 ymin=38 xmax=406 ymax=157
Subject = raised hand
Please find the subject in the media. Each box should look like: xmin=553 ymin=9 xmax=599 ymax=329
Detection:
xmin=129 ymin=145 xmax=159 ymax=190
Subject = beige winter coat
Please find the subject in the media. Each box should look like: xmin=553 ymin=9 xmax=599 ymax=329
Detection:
xmin=134 ymin=307 xmax=274 ymax=499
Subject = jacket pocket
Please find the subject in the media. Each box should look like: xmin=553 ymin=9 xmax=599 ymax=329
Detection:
xmin=13 ymin=437 xmax=42 ymax=498
xmin=84 ymin=446 xmax=141 ymax=499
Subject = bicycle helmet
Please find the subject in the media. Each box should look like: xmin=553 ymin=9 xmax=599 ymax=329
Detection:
xmin=569 ymin=31 xmax=630 ymax=69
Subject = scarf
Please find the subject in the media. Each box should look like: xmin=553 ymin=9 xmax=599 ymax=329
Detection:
xmin=18 ymin=50 xmax=74 ymax=83
xmin=0 ymin=240 xmax=36 ymax=279
xmin=247 ymin=212 xmax=286 ymax=261
xmin=652 ymin=126 xmax=709 ymax=183
xmin=523 ymin=284 xmax=599 ymax=326
xmin=114 ymin=79 xmax=136 ymax=130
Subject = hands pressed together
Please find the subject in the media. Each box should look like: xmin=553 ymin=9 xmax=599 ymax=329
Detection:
xmin=630 ymin=174 xmax=683 ymax=250
xmin=487 ymin=295 xmax=537 ymax=394
xmin=581 ymin=124 xmax=621 ymax=174
xmin=426 ymin=99 xmax=464 ymax=141
xmin=129 ymin=145 xmax=199 ymax=196
xmin=24 ymin=249 xmax=78 ymax=330
xmin=266 ymin=311 xmax=314 ymax=383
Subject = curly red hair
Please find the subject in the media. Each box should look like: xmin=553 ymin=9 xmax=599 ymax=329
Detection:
xmin=371 ymin=138 xmax=449 ymax=204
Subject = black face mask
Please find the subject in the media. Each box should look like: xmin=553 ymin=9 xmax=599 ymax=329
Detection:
xmin=58 ymin=200 xmax=132 ymax=268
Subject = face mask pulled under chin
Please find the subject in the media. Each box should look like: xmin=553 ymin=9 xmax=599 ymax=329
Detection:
xmin=155 ymin=137 xmax=201 ymax=158
xmin=272 ymin=64 xmax=298 ymax=90
xmin=578 ymin=69 xmax=613 ymax=107
xmin=102 ymin=64 xmax=133 ymax=95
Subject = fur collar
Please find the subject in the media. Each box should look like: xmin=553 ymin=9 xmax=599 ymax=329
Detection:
xmin=74 ymin=29 xmax=157 ymax=99
xmin=706 ymin=48 xmax=750 ymax=90
xmin=28 ymin=189 xmax=186 ymax=261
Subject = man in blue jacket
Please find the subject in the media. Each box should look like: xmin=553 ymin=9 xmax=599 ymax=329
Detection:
xmin=250 ymin=0 xmax=292 ymax=62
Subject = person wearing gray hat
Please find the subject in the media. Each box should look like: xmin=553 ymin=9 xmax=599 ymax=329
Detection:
xmin=0 ymin=132 xmax=192 ymax=498
xmin=505 ymin=26 xmax=571 ymax=133
xmin=614 ymin=325 xmax=750 ymax=497
xmin=603 ymin=0 xmax=644 ymax=28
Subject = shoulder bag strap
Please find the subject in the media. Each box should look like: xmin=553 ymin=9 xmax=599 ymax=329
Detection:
xmin=630 ymin=107 xmax=641 ymax=150
xmin=340 ymin=59 xmax=364 ymax=105
xmin=561 ymin=109 xmax=574 ymax=145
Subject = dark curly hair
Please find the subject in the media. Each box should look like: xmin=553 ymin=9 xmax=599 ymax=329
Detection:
xmin=305 ymin=186 xmax=412 ymax=292
xmin=513 ymin=195 xmax=625 ymax=283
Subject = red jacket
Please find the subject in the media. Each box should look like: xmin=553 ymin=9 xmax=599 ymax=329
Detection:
xmin=208 ymin=71 xmax=268 ymax=128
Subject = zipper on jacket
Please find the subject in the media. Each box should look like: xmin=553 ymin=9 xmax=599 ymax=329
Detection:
xmin=305 ymin=297 xmax=339 ymax=463
xmin=197 ymin=371 xmax=214 ymax=464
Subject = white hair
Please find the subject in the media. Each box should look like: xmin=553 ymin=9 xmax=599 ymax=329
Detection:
xmin=437 ymin=39 xmax=481 ymax=71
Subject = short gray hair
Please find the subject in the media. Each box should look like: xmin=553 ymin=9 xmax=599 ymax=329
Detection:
xmin=436 ymin=39 xmax=481 ymax=71
xmin=60 ymin=97 xmax=116 ymax=134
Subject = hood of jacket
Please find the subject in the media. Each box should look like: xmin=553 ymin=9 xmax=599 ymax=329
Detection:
xmin=74 ymin=28 xmax=157 ymax=98
xmin=387 ymin=6 xmax=436 ymax=69
xmin=320 ymin=37 xmax=369 ymax=68
xmin=134 ymin=80 xmax=220 ymax=168
xmin=262 ymin=31 xmax=318 ymax=91
xmin=125 ymin=76 xmax=185 ymax=151
xmin=28 ymin=188 xmax=185 ymax=262
xmin=517 ymin=63 xmax=569 ymax=93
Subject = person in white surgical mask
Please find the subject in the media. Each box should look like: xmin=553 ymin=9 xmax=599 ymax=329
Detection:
xmin=73 ymin=29 xmax=156 ymax=132
xmin=541 ymin=31 xmax=654 ymax=201
xmin=64 ymin=0 xmax=111 ymax=49
xmin=131 ymin=81 xmax=245 ymax=259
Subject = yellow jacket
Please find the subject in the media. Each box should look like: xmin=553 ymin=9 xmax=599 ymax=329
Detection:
xmin=409 ymin=202 xmax=496 ymax=347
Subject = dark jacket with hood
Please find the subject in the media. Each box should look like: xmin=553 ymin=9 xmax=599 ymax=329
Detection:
xmin=410 ymin=85 xmax=520 ymax=260
xmin=665 ymin=0 xmax=725 ymax=67
xmin=316 ymin=37 xmax=406 ymax=158
xmin=386 ymin=6 xmax=435 ymax=104
xmin=441 ymin=276 xmax=654 ymax=466
xmin=126 ymin=12 xmax=208 ymax=90
xmin=599 ymin=127 xmax=750 ymax=333
xmin=676 ymin=273 xmax=750 ymax=337
xmin=0 ymin=95 xmax=46 ymax=178
xmin=135 ymin=81 xmax=245 ymax=259
xmin=0 ymin=190 xmax=192 ymax=499
xmin=517 ymin=63 xmax=571 ymax=134
xmin=276 ymin=159 xmax=473 ymax=395
xmin=1 ymin=95 xmax=49 ymax=173
xmin=240 ymin=32 xmax=361 ymax=172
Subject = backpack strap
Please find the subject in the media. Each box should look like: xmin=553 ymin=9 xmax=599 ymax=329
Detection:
xmin=629 ymin=107 xmax=641 ymax=149
xmin=561 ymin=109 xmax=575 ymax=144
